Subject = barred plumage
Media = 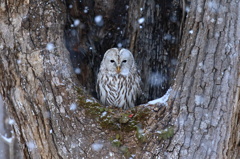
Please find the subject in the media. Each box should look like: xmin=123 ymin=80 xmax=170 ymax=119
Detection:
xmin=96 ymin=48 xmax=141 ymax=109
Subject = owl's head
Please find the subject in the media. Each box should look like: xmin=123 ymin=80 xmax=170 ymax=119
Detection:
xmin=100 ymin=48 xmax=136 ymax=75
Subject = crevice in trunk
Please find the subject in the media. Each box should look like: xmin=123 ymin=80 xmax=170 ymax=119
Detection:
xmin=64 ymin=0 xmax=182 ymax=104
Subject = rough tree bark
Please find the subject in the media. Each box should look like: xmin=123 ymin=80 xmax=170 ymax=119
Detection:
xmin=166 ymin=0 xmax=240 ymax=158
xmin=0 ymin=0 xmax=118 ymax=158
xmin=0 ymin=0 xmax=239 ymax=159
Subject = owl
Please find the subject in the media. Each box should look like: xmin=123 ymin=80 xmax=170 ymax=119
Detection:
xmin=96 ymin=48 xmax=141 ymax=109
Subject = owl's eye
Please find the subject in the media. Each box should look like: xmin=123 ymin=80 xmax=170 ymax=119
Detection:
xmin=122 ymin=60 xmax=127 ymax=63
xmin=110 ymin=60 xmax=115 ymax=63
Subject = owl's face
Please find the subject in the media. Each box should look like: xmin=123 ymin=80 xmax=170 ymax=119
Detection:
xmin=100 ymin=48 xmax=135 ymax=75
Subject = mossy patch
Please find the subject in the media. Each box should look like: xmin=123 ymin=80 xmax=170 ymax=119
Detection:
xmin=77 ymin=88 xmax=174 ymax=157
xmin=77 ymin=89 xmax=151 ymax=132
xmin=155 ymin=126 xmax=174 ymax=140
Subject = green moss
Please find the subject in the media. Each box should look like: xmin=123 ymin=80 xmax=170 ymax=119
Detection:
xmin=77 ymin=89 xmax=173 ymax=155
xmin=77 ymin=90 xmax=151 ymax=132
xmin=77 ymin=93 xmax=153 ymax=150
xmin=120 ymin=146 xmax=131 ymax=158
xmin=135 ymin=125 xmax=147 ymax=143
xmin=111 ymin=139 xmax=122 ymax=147
xmin=110 ymin=134 xmax=124 ymax=148
xmin=103 ymin=108 xmax=149 ymax=132
xmin=156 ymin=126 xmax=174 ymax=140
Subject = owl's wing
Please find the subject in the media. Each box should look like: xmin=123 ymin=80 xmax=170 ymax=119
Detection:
xmin=136 ymin=72 xmax=142 ymax=96
xmin=96 ymin=72 xmax=102 ymax=100
xmin=96 ymin=72 xmax=108 ymax=105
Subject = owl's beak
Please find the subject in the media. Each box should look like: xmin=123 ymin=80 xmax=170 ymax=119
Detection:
xmin=116 ymin=66 xmax=121 ymax=73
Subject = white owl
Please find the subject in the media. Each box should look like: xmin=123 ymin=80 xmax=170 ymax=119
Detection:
xmin=96 ymin=48 xmax=141 ymax=109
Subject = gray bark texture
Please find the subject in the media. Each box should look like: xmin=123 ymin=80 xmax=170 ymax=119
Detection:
xmin=0 ymin=0 xmax=239 ymax=159
xmin=166 ymin=0 xmax=240 ymax=158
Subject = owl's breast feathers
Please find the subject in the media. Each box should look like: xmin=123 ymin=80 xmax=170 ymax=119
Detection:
xmin=97 ymin=73 xmax=141 ymax=109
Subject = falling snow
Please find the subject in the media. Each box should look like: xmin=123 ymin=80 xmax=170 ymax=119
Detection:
xmin=74 ymin=68 xmax=81 ymax=74
xmin=197 ymin=6 xmax=202 ymax=13
xmin=95 ymin=15 xmax=102 ymax=23
xmin=148 ymin=72 xmax=167 ymax=86
xmin=94 ymin=15 xmax=104 ymax=26
xmin=217 ymin=18 xmax=223 ymax=24
xmin=101 ymin=111 xmax=107 ymax=117
xmin=27 ymin=141 xmax=37 ymax=151
xmin=117 ymin=43 xmax=122 ymax=48
xmin=109 ymin=152 xmax=114 ymax=156
xmin=137 ymin=126 xmax=144 ymax=134
xmin=208 ymin=1 xmax=218 ymax=11
xmin=198 ymin=62 xmax=204 ymax=70
xmin=91 ymin=142 xmax=103 ymax=151
xmin=195 ymin=95 xmax=204 ymax=105
xmin=17 ymin=59 xmax=21 ymax=64
xmin=74 ymin=19 xmax=80 ymax=26
xmin=163 ymin=34 xmax=172 ymax=41
xmin=46 ymin=43 xmax=55 ymax=51
xmin=70 ymin=103 xmax=77 ymax=110
xmin=138 ymin=17 xmax=145 ymax=24
xmin=8 ymin=118 xmax=15 ymax=125
xmin=189 ymin=30 xmax=193 ymax=34
xmin=225 ymin=43 xmax=233 ymax=53
xmin=84 ymin=6 xmax=89 ymax=13
xmin=210 ymin=18 xmax=215 ymax=23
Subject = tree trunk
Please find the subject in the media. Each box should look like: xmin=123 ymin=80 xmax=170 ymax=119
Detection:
xmin=0 ymin=0 xmax=239 ymax=159
xmin=166 ymin=0 xmax=240 ymax=158
xmin=0 ymin=0 xmax=120 ymax=158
